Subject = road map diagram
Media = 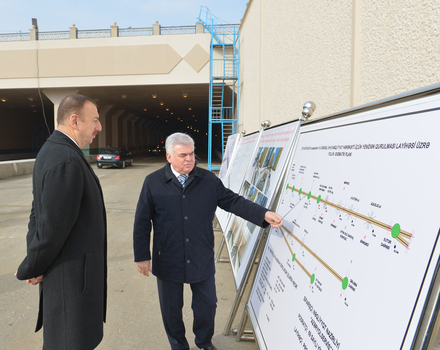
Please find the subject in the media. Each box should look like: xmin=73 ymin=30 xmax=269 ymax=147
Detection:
xmin=248 ymin=97 xmax=440 ymax=349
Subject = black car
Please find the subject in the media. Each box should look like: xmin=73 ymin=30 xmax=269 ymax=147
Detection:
xmin=96 ymin=147 xmax=133 ymax=169
xmin=148 ymin=143 xmax=165 ymax=157
xmin=149 ymin=148 xmax=164 ymax=157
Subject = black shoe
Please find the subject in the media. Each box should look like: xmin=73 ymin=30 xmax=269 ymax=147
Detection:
xmin=198 ymin=344 xmax=217 ymax=350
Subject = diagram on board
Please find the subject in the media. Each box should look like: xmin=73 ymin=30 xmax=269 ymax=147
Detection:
xmin=248 ymin=102 xmax=440 ymax=350
xmin=225 ymin=122 xmax=298 ymax=288
xmin=216 ymin=132 xmax=260 ymax=232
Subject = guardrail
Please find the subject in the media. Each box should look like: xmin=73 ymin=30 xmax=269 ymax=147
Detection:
xmin=0 ymin=23 xmax=239 ymax=42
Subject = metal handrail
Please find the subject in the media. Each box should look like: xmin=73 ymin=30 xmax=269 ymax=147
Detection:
xmin=160 ymin=25 xmax=196 ymax=35
xmin=38 ymin=31 xmax=70 ymax=40
xmin=0 ymin=24 xmax=237 ymax=42
xmin=0 ymin=33 xmax=30 ymax=42
xmin=77 ymin=29 xmax=111 ymax=39
xmin=119 ymin=27 xmax=153 ymax=37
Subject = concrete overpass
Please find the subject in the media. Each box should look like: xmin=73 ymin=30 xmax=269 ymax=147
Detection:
xmin=0 ymin=22 xmax=233 ymax=161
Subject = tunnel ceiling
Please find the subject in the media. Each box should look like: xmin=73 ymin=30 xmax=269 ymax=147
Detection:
xmin=0 ymin=83 xmax=210 ymax=135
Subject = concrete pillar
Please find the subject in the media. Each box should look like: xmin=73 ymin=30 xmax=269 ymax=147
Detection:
xmin=122 ymin=114 xmax=133 ymax=147
xmin=153 ymin=21 xmax=161 ymax=35
xmin=111 ymin=110 xmax=124 ymax=147
xmin=138 ymin=119 xmax=146 ymax=148
xmin=145 ymin=122 xmax=152 ymax=149
xmin=70 ymin=24 xmax=78 ymax=39
xmin=97 ymin=105 xmax=113 ymax=150
xmin=111 ymin=22 xmax=119 ymax=37
xmin=131 ymin=116 xmax=140 ymax=149
xmin=42 ymin=88 xmax=79 ymax=130
xmin=30 ymin=25 xmax=38 ymax=40
xmin=196 ymin=22 xmax=204 ymax=34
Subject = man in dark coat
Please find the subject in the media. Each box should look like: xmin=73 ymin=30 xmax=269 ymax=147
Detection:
xmin=133 ymin=132 xmax=283 ymax=350
xmin=16 ymin=94 xmax=107 ymax=350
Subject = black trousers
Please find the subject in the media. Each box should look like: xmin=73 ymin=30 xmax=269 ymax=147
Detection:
xmin=157 ymin=275 xmax=217 ymax=350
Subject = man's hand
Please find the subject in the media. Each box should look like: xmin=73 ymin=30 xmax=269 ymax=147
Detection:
xmin=136 ymin=260 xmax=151 ymax=277
xmin=15 ymin=271 xmax=43 ymax=285
xmin=264 ymin=211 xmax=284 ymax=228
xmin=26 ymin=275 xmax=43 ymax=285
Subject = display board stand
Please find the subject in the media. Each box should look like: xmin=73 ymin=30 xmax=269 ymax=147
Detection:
xmin=219 ymin=133 xmax=242 ymax=183
xmin=215 ymin=130 xmax=265 ymax=263
xmin=411 ymin=252 xmax=440 ymax=349
xmin=236 ymin=306 xmax=254 ymax=341
xmin=213 ymin=216 xmax=222 ymax=232
xmin=224 ymin=103 xmax=316 ymax=337
xmin=245 ymin=85 xmax=440 ymax=349
xmin=215 ymin=236 xmax=229 ymax=262
xmin=214 ymin=133 xmax=243 ymax=259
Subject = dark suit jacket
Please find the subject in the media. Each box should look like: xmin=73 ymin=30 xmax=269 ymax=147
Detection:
xmin=133 ymin=162 xmax=269 ymax=283
xmin=16 ymin=131 xmax=107 ymax=350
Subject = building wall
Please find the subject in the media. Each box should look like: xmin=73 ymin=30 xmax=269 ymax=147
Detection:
xmin=239 ymin=0 xmax=440 ymax=128
xmin=0 ymin=33 xmax=211 ymax=89
xmin=239 ymin=0 xmax=262 ymax=133
xmin=359 ymin=0 xmax=440 ymax=103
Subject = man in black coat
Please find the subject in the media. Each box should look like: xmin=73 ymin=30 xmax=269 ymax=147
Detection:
xmin=133 ymin=132 xmax=283 ymax=350
xmin=16 ymin=94 xmax=107 ymax=350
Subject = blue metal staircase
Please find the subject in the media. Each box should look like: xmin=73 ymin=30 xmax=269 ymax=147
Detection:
xmin=197 ymin=6 xmax=240 ymax=171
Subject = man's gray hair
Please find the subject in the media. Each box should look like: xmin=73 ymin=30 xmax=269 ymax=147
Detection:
xmin=165 ymin=133 xmax=195 ymax=155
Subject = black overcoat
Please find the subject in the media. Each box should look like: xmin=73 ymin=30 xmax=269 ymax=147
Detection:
xmin=133 ymin=162 xmax=269 ymax=283
xmin=16 ymin=131 xmax=107 ymax=350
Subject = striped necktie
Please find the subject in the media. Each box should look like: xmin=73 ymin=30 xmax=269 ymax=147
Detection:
xmin=177 ymin=174 xmax=187 ymax=187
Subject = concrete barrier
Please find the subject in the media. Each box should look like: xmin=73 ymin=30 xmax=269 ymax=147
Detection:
xmin=0 ymin=159 xmax=36 ymax=180
xmin=0 ymin=156 xmax=96 ymax=180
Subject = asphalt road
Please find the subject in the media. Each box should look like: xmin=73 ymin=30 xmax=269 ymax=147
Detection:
xmin=0 ymin=156 xmax=258 ymax=350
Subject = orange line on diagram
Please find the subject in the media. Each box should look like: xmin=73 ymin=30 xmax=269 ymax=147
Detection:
xmin=286 ymin=185 xmax=411 ymax=248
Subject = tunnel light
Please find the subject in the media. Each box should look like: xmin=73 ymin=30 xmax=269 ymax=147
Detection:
xmin=152 ymin=94 xmax=157 ymax=98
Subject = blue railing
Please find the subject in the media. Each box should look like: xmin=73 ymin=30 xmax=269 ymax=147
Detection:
xmin=198 ymin=6 xmax=240 ymax=171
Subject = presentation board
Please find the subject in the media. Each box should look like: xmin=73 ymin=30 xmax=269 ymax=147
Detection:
xmin=247 ymin=94 xmax=440 ymax=349
xmin=225 ymin=122 xmax=299 ymax=288
xmin=216 ymin=131 xmax=260 ymax=233
xmin=219 ymin=133 xmax=240 ymax=182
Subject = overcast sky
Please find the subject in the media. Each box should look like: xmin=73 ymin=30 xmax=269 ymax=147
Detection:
xmin=0 ymin=0 xmax=247 ymax=33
